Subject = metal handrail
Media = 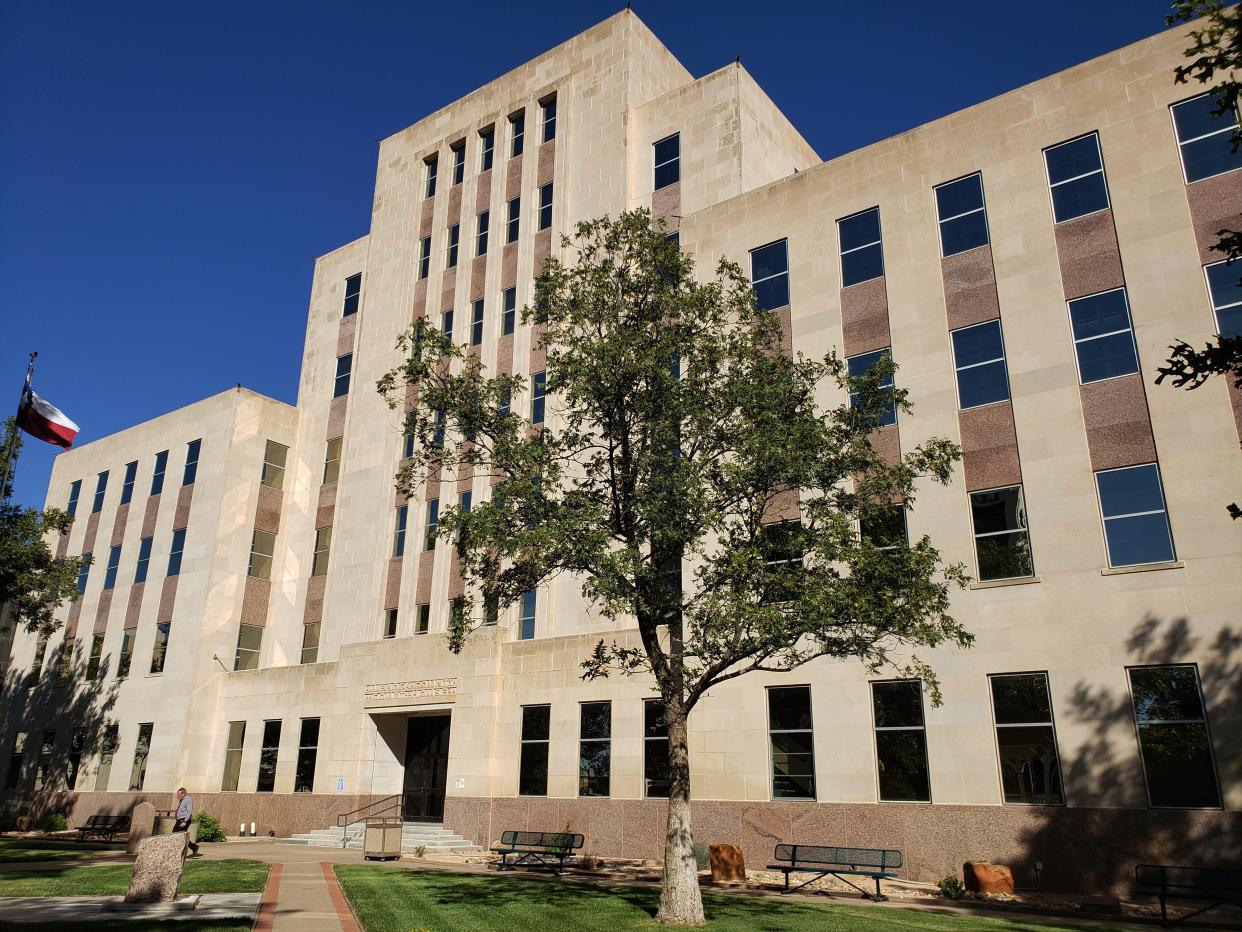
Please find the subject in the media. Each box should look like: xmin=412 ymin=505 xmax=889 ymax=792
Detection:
xmin=334 ymin=794 xmax=404 ymax=846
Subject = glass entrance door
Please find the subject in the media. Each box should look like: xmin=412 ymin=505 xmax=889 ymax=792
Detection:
xmin=403 ymin=715 xmax=451 ymax=821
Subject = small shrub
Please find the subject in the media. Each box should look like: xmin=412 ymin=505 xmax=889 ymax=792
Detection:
xmin=40 ymin=813 xmax=67 ymax=832
xmin=414 ymin=845 xmax=426 ymax=858
xmin=550 ymin=822 xmax=575 ymax=855
xmin=580 ymin=853 xmax=601 ymax=871
xmin=692 ymin=842 xmax=710 ymax=870
xmin=193 ymin=811 xmax=226 ymax=843
xmin=938 ymin=874 xmax=966 ymax=899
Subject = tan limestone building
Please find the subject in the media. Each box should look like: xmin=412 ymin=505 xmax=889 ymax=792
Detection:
xmin=3 ymin=11 xmax=1239 ymax=891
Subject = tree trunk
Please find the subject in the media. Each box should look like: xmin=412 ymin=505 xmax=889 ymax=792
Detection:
xmin=655 ymin=706 xmax=705 ymax=925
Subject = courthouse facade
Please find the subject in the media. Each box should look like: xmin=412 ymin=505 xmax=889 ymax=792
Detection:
xmin=3 ymin=12 xmax=1240 ymax=889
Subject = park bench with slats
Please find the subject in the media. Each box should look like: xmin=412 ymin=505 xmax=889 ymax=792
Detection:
xmin=1134 ymin=863 xmax=1242 ymax=926
xmin=767 ymin=843 xmax=903 ymax=900
xmin=76 ymin=814 xmax=130 ymax=842
xmin=491 ymin=829 xmax=585 ymax=875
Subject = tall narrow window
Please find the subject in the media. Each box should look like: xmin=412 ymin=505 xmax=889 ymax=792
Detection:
xmin=519 ymin=705 xmax=549 ymax=795
xmin=248 ymin=529 xmax=276 ymax=579
xmin=424 ymin=155 xmax=438 ymax=198
xmin=167 ymin=527 xmax=186 ymax=577
xmin=951 ymin=320 xmax=1010 ymax=408
xmin=393 ymin=504 xmax=408 ymax=557
xmin=28 ymin=636 xmax=47 ymax=684
xmin=653 ymin=133 xmax=680 ymax=190
xmin=234 ymin=623 xmax=262 ymax=671
xmin=301 ymin=622 xmax=320 ymax=664
xmin=450 ymin=141 xmax=465 ymax=185
xmin=34 ymin=729 xmax=55 ymax=789
xmin=295 ymin=718 xmax=319 ymax=793
xmin=150 ymin=450 xmax=168 ymax=495
xmin=440 ymin=308 xmax=454 ymax=343
xmin=579 ymin=701 xmax=611 ymax=796
xmin=538 ymin=182 xmax=553 ymax=230
xmin=67 ymin=728 xmax=86 ymax=789
xmin=839 ymin=207 xmax=884 ymax=287
xmin=261 ymin=440 xmax=288 ymax=490
xmin=471 ymin=299 xmax=485 ymax=346
xmin=55 ymin=636 xmax=74 ymax=685
xmin=1096 ymin=464 xmax=1175 ymax=567
xmin=1128 ymin=665 xmax=1220 ymax=808
xmin=1044 ymin=133 xmax=1109 ymax=223
xmin=342 ymin=272 xmax=362 ymax=317
xmin=76 ymin=554 xmax=91 ymax=595
xmin=424 ymin=499 xmax=439 ymax=550
xmin=182 ymin=439 xmax=201 ymax=486
xmin=66 ymin=479 xmax=81 ymax=517
xmin=256 ymin=720 xmax=280 ymax=792
xmin=847 ymin=349 xmax=897 ymax=426
xmin=760 ymin=520 xmax=804 ymax=604
xmin=502 ymin=287 xmax=517 ymax=335
xmin=861 ymin=504 xmax=908 ymax=550
xmin=872 ymin=680 xmax=930 ymax=802
xmin=103 ymin=544 xmax=121 ymax=590
xmin=1171 ymin=93 xmax=1242 ymax=184
xmin=750 ymin=239 xmax=789 ymax=312
xmin=531 ymin=371 xmax=546 ymax=424
xmin=94 ymin=725 xmax=118 ymax=791
xmin=970 ymin=486 xmax=1034 ymax=581
xmin=384 ymin=607 xmax=398 ymax=639
xmin=644 ymin=699 xmax=671 ymax=798
xmin=311 ymin=527 xmax=332 ymax=576
xmin=935 ymin=172 xmax=989 ymax=257
xmin=506 ymin=196 xmax=520 ymax=243
xmin=540 ymin=94 xmax=556 ymax=142
xmin=990 ymin=672 xmax=1064 ymax=805
xmin=92 ymin=471 xmax=108 ymax=513
xmin=403 ymin=431 xmax=415 ymax=459
xmin=5 ymin=733 xmax=26 ymax=790
xmin=1067 ymin=288 xmax=1139 ymax=384
xmin=334 ymin=354 xmax=353 ymax=398
xmin=120 ymin=460 xmax=138 ymax=505
xmin=116 ymin=630 xmax=133 ymax=679
xmin=134 ymin=536 xmax=152 ymax=584
xmin=479 ymin=125 xmax=495 ymax=172
xmin=323 ymin=437 xmax=342 ymax=484
xmin=509 ymin=110 xmax=525 ymax=158
xmin=128 ymin=723 xmax=152 ymax=791
xmin=418 ymin=236 xmax=431 ymax=280
xmin=518 ymin=589 xmax=536 ymax=640
xmin=476 ymin=211 xmax=489 ymax=256
xmin=86 ymin=632 xmax=105 ymax=680
xmin=221 ymin=721 xmax=245 ymax=791
xmin=150 ymin=622 xmax=171 ymax=674
xmin=768 ymin=686 xmax=815 ymax=799
xmin=460 ymin=489 xmax=472 ymax=512
xmin=1204 ymin=260 xmax=1242 ymax=338
xmin=415 ymin=603 xmax=430 ymax=634
xmin=447 ymin=223 xmax=460 ymax=268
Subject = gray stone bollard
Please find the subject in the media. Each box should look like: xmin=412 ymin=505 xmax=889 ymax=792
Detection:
xmin=123 ymin=831 xmax=188 ymax=903
xmin=125 ymin=801 xmax=156 ymax=856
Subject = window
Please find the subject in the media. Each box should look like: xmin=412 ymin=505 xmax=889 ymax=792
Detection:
xmin=94 ymin=725 xmax=118 ymax=791
xmin=116 ymin=630 xmax=133 ymax=679
xmin=424 ymin=155 xmax=438 ymax=198
xmin=261 ymin=440 xmax=288 ymax=490
xmin=29 ymin=635 xmax=47 ymax=682
xmin=644 ymin=699 xmax=671 ymax=798
xmin=579 ymin=701 xmax=611 ymax=796
xmin=248 ymin=529 xmax=276 ymax=579
xmin=87 ymin=632 xmax=104 ymax=680
xmin=1044 ymin=133 xmax=1109 ymax=223
xmin=120 ymin=460 xmax=138 ymax=505
xmin=839 ymin=207 xmax=884 ymax=287
xmin=384 ymin=607 xmax=398 ymax=639
xmin=498 ymin=385 xmax=511 ymax=418
xmin=167 ymin=527 xmax=186 ymax=577
xmin=1204 ymin=260 xmax=1242 ymax=338
xmin=509 ymin=110 xmax=525 ymax=157
xmin=150 ymin=450 xmax=168 ymax=496
xmin=1172 ymin=93 xmax=1242 ymax=184
xmin=970 ymin=486 xmax=1034 ymax=581
xmin=506 ymin=196 xmax=520 ymax=243
xmin=66 ymin=479 xmax=81 ymax=517
xmin=518 ymin=589 xmax=536 ymax=640
xmin=460 ymin=489 xmax=472 ymax=512
xmin=128 ymin=723 xmax=152 ymax=791
xmin=133 ymin=536 xmax=152 ymax=584
xmin=67 ymin=728 xmax=86 ymax=789
xmin=311 ymin=527 xmax=332 ymax=576
xmin=234 ymin=623 xmax=262 ymax=671
xmin=393 ymin=505 xmax=408 ymax=557
xmin=92 ymin=470 xmax=108 ymax=513
xmin=871 ymin=680 xmax=930 ymax=802
xmin=418 ymin=236 xmax=431 ymax=279
xmin=538 ymin=182 xmax=553 ymax=230
xmin=5 ymin=733 xmax=26 ymax=790
xmin=103 ymin=544 xmax=121 ymax=590
xmin=221 ymin=721 xmax=245 ymax=791
xmin=1096 ymin=464 xmax=1175 ymax=567
xmin=424 ymin=499 xmax=439 ymax=550
xmin=440 ymin=308 xmax=454 ymax=342
xmin=295 ymin=718 xmax=319 ymax=793
xmin=861 ymin=505 xmax=908 ymax=550
xmin=1128 ymin=665 xmax=1220 ymax=808
xmin=479 ymin=125 xmax=495 ymax=172
xmin=476 ymin=211 xmax=489 ymax=256
xmin=951 ymin=320 xmax=1010 ymax=409
xmin=847 ymin=349 xmax=897 ymax=426
xmin=76 ymin=552 xmax=91 ymax=595
xmin=935 ymin=173 xmax=989 ymax=257
xmin=531 ymin=371 xmax=546 ymax=424
xmin=451 ymin=141 xmax=465 ymax=185
xmin=403 ymin=431 xmax=415 ymax=459
xmin=470 ymin=299 xmax=485 ymax=346
xmin=990 ymin=673 xmax=1064 ymax=805
xmin=257 ymin=720 xmax=280 ymax=792
xmin=342 ymin=273 xmax=362 ymax=317
xmin=760 ymin=520 xmax=804 ymax=604
xmin=333 ymin=353 xmax=352 ymax=398
xmin=502 ymin=287 xmax=517 ymax=335
xmin=323 ymin=437 xmax=342 ymax=484
xmin=415 ymin=603 xmax=430 ymax=634
xmin=301 ymin=622 xmax=320 ymax=664
xmin=768 ymin=686 xmax=815 ymax=799
xmin=750 ymin=239 xmax=789 ymax=312
xmin=653 ymin=133 xmax=680 ymax=190
xmin=447 ymin=223 xmax=460 ymax=268
xmin=1067 ymin=288 xmax=1139 ymax=384
xmin=540 ymin=94 xmax=556 ymax=142
xmin=182 ymin=439 xmax=201 ymax=486
xmin=56 ymin=636 xmax=74 ymax=685
xmin=34 ymin=729 xmax=55 ymax=790
xmin=150 ymin=622 xmax=171 ymax=674
xmin=519 ymin=705 xmax=549 ymax=795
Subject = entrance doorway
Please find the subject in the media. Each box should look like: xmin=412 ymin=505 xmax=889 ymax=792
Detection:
xmin=403 ymin=714 xmax=451 ymax=821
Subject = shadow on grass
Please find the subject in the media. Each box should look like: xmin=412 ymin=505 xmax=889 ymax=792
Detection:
xmin=0 ymin=858 xmax=269 ymax=896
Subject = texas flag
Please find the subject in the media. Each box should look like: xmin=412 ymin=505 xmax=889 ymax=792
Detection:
xmin=17 ymin=373 xmax=79 ymax=448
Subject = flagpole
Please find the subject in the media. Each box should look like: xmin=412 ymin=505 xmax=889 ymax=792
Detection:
xmin=1 ymin=352 xmax=36 ymax=503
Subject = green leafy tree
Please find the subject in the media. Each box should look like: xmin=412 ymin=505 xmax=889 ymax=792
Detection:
xmin=0 ymin=418 xmax=86 ymax=637
xmin=379 ymin=211 xmax=971 ymax=925
xmin=1161 ymin=1 xmax=1242 ymax=518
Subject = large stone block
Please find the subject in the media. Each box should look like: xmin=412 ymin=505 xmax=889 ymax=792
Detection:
xmin=708 ymin=843 xmax=746 ymax=884
xmin=963 ymin=861 xmax=1014 ymax=895
xmin=124 ymin=831 xmax=188 ymax=903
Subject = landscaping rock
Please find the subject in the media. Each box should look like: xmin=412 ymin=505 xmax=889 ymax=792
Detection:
xmin=963 ymin=861 xmax=1014 ymax=895
xmin=709 ymin=844 xmax=746 ymax=884
xmin=123 ymin=831 xmax=188 ymax=903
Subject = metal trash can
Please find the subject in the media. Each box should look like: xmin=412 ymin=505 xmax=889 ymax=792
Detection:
xmin=363 ymin=817 xmax=403 ymax=860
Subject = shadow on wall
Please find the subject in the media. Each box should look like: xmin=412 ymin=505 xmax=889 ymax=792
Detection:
xmin=0 ymin=649 xmax=122 ymax=823
xmin=1017 ymin=614 xmax=1241 ymax=894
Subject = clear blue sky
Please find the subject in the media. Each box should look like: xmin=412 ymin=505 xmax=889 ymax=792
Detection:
xmin=2 ymin=0 xmax=1176 ymax=507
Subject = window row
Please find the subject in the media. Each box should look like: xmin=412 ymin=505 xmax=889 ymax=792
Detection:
xmin=416 ymin=183 xmax=554 ymax=282
xmin=422 ymin=95 xmax=556 ymax=199
xmin=74 ymin=524 xmax=189 ymax=600
xmin=220 ymin=718 xmax=320 ymax=793
xmin=64 ymin=439 xmax=201 ymax=521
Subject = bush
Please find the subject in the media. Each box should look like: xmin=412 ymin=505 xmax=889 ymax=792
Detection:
xmin=193 ymin=811 xmax=227 ymax=843
xmin=692 ymin=842 xmax=710 ymax=870
xmin=40 ymin=813 xmax=68 ymax=832
xmin=414 ymin=845 xmax=426 ymax=858
xmin=938 ymin=874 xmax=966 ymax=899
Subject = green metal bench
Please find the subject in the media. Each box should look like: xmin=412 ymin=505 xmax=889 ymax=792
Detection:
xmin=767 ymin=844 xmax=903 ymax=900
xmin=491 ymin=830 xmax=585 ymax=876
xmin=1135 ymin=863 xmax=1242 ymax=926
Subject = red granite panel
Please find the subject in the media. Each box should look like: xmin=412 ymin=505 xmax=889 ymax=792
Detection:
xmin=82 ymin=512 xmax=100 ymax=554
xmin=241 ymin=576 xmax=271 ymax=627
xmin=942 ymin=245 xmax=1001 ymax=331
xmin=326 ymin=396 xmax=348 ymax=441
xmin=109 ymin=503 xmax=129 ymax=548
xmin=125 ymin=582 xmax=145 ymax=627
xmin=533 ymin=229 xmax=552 ymax=277
xmin=652 ymin=181 xmax=680 ymax=230
xmin=761 ymin=487 xmax=801 ymax=523
xmin=495 ymin=334 xmax=514 ymax=376
xmin=411 ymin=278 xmax=428 ymax=320
xmin=447 ymin=183 xmax=462 ymax=226
xmin=141 ymin=494 xmax=160 ymax=539
xmin=471 ymin=255 xmax=486 ymax=297
xmin=958 ymin=402 xmax=1023 ymax=492
xmin=66 ymin=599 xmax=82 ymax=637
xmin=92 ymin=590 xmax=113 ymax=634
xmin=536 ymin=139 xmax=555 ymax=187
xmin=1185 ymin=170 xmax=1242 ymax=265
xmin=303 ymin=576 xmax=326 ymax=624
xmin=1080 ymin=374 xmax=1157 ymax=471
xmin=173 ymin=484 xmax=193 ymax=530
xmin=56 ymin=533 xmax=69 ymax=558
xmin=1053 ymin=209 xmax=1125 ymax=300
xmin=475 ymin=173 xmax=491 ymax=214
xmin=840 ymin=278 xmax=891 ymax=357
xmin=315 ymin=501 xmax=335 ymax=531
xmin=870 ymin=422 xmax=901 ymax=467
xmin=772 ymin=307 xmax=793 ymax=356
xmin=505 ymin=157 xmax=522 ymax=201
xmin=384 ymin=558 xmax=402 ymax=610
xmin=501 ymin=242 xmax=518 ymax=289
xmin=529 ymin=323 xmax=547 ymax=372
xmin=440 ymin=269 xmax=456 ymax=309
xmin=156 ymin=575 xmax=178 ymax=624
xmin=254 ymin=484 xmax=282 ymax=535
xmin=336 ymin=312 xmax=357 ymax=357
xmin=416 ymin=551 xmax=435 ymax=603
xmin=419 ymin=198 xmax=434 ymax=239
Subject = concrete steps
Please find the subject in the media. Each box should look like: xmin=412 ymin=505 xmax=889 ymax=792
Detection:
xmin=276 ymin=821 xmax=480 ymax=853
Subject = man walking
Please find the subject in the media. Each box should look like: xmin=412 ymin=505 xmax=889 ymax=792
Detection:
xmin=173 ymin=787 xmax=199 ymax=856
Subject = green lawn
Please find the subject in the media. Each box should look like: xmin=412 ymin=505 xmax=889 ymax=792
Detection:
xmin=0 ymin=838 xmax=126 ymax=862
xmin=0 ymin=858 xmax=269 ymax=897
xmin=334 ymin=866 xmax=1122 ymax=932
xmin=5 ymin=924 xmax=249 ymax=932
